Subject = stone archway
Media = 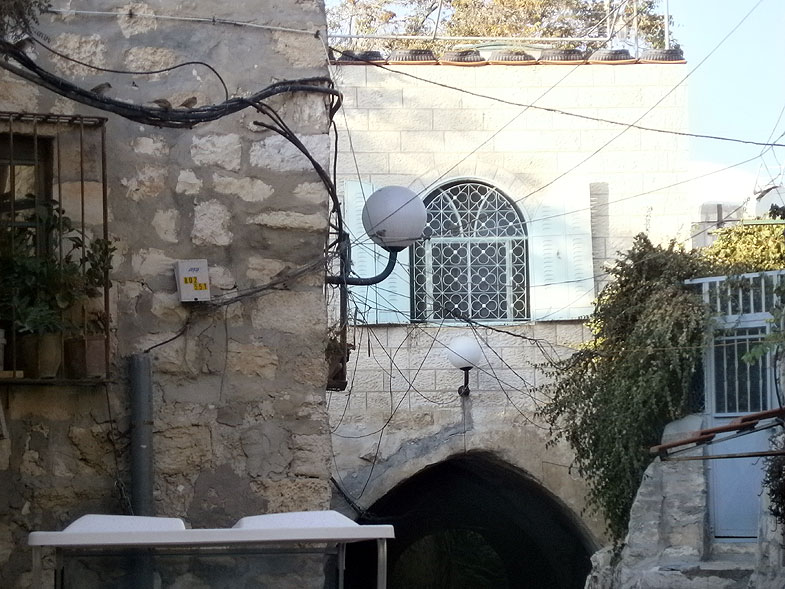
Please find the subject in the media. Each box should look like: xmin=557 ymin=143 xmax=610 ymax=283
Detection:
xmin=344 ymin=452 xmax=595 ymax=588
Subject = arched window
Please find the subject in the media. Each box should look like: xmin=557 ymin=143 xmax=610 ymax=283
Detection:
xmin=412 ymin=181 xmax=528 ymax=322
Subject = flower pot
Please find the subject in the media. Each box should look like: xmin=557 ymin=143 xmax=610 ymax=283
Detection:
xmin=20 ymin=333 xmax=62 ymax=378
xmin=65 ymin=335 xmax=107 ymax=379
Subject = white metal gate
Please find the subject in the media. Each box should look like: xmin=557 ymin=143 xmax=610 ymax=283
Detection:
xmin=688 ymin=272 xmax=783 ymax=540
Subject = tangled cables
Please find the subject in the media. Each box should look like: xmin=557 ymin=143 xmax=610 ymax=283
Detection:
xmin=0 ymin=39 xmax=341 ymax=128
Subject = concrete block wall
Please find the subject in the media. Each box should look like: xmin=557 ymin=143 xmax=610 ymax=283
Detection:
xmin=0 ymin=1 xmax=332 ymax=587
xmin=328 ymin=61 xmax=692 ymax=545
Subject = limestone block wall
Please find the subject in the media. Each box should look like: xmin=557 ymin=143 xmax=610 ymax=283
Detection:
xmin=0 ymin=1 xmax=332 ymax=587
xmin=329 ymin=321 xmax=604 ymax=540
xmin=328 ymin=61 xmax=691 ymax=545
xmin=333 ymin=62 xmax=692 ymax=277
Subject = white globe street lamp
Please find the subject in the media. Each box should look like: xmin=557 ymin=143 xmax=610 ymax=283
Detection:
xmin=326 ymin=186 xmax=427 ymax=391
xmin=446 ymin=336 xmax=484 ymax=396
xmin=362 ymin=186 xmax=427 ymax=252
xmin=327 ymin=186 xmax=427 ymax=286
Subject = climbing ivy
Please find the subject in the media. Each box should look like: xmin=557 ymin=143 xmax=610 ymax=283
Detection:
xmin=539 ymin=224 xmax=785 ymax=541
xmin=764 ymin=435 xmax=785 ymax=528
xmin=539 ymin=235 xmax=711 ymax=540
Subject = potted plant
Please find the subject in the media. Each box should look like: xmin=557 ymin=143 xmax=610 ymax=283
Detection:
xmin=13 ymin=295 xmax=66 ymax=378
xmin=0 ymin=204 xmax=114 ymax=378
xmin=64 ymin=310 xmax=109 ymax=379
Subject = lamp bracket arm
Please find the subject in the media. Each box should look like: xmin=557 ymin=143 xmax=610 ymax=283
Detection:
xmin=326 ymin=249 xmax=399 ymax=286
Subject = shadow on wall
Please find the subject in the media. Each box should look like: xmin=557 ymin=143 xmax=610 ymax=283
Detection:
xmin=343 ymin=451 xmax=595 ymax=589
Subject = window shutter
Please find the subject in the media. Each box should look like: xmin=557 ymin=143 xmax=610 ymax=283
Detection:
xmin=529 ymin=185 xmax=594 ymax=320
xmin=343 ymin=180 xmax=411 ymax=324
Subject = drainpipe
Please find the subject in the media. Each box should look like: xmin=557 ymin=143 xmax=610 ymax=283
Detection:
xmin=130 ymin=353 xmax=155 ymax=588
xmin=130 ymin=353 xmax=154 ymax=516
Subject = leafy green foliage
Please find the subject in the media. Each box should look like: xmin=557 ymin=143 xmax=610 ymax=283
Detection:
xmin=764 ymin=436 xmax=785 ymax=527
xmin=702 ymin=223 xmax=785 ymax=273
xmin=328 ymin=0 xmax=671 ymax=51
xmin=538 ymin=235 xmax=711 ymax=540
xmin=539 ymin=223 xmax=785 ymax=540
xmin=0 ymin=205 xmax=115 ymax=334
xmin=0 ymin=0 xmax=50 ymax=39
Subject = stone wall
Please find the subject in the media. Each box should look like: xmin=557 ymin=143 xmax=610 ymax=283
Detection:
xmin=333 ymin=61 xmax=692 ymax=279
xmin=586 ymin=418 xmax=785 ymax=589
xmin=0 ymin=1 xmax=333 ymax=587
xmin=328 ymin=61 xmax=692 ymax=546
xmin=750 ymin=468 xmax=785 ymax=589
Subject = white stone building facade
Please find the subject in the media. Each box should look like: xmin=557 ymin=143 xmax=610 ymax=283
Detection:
xmin=328 ymin=59 xmax=694 ymax=585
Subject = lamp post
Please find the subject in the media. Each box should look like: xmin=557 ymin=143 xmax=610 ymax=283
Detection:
xmin=446 ymin=336 xmax=483 ymax=396
xmin=326 ymin=186 xmax=427 ymax=391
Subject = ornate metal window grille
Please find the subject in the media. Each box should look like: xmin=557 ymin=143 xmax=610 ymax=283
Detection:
xmin=412 ymin=181 xmax=528 ymax=322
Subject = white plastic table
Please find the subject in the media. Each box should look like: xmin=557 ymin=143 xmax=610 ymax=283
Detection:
xmin=29 ymin=510 xmax=394 ymax=588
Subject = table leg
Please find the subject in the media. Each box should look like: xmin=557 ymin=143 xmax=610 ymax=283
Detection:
xmin=337 ymin=543 xmax=346 ymax=589
xmin=376 ymin=539 xmax=387 ymax=589
xmin=32 ymin=546 xmax=41 ymax=588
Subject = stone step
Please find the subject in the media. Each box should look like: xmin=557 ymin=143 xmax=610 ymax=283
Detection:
xmin=650 ymin=561 xmax=754 ymax=589
xmin=710 ymin=541 xmax=757 ymax=561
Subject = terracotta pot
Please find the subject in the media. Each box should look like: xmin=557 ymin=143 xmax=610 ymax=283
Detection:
xmin=65 ymin=335 xmax=107 ymax=379
xmin=21 ymin=333 xmax=62 ymax=378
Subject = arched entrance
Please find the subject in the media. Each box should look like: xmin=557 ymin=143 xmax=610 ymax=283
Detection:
xmin=344 ymin=453 xmax=594 ymax=588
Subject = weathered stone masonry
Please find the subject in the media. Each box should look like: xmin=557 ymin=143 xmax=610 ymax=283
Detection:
xmin=0 ymin=1 xmax=333 ymax=587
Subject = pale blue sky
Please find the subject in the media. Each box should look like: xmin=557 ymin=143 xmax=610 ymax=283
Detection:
xmin=670 ymin=0 xmax=785 ymax=186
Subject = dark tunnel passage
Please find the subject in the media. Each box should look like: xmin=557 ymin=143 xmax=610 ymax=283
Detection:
xmin=344 ymin=452 xmax=595 ymax=589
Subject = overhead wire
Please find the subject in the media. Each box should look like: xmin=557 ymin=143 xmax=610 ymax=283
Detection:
xmin=336 ymin=161 xmax=776 ymax=433
xmin=329 ymin=9 xmax=652 ymax=289
xmin=335 ymin=306 xmax=555 ymax=427
xmin=350 ymin=320 xmax=453 ymax=499
xmin=328 ymin=47 xmax=785 ymax=152
xmin=43 ymin=7 xmax=321 ymax=37
xmin=519 ymin=0 xmax=767 ymax=205
xmin=324 ymin=2 xmax=776 ymax=496
xmin=465 ymin=323 xmax=550 ymax=426
xmin=246 ymin=100 xmax=344 ymax=234
xmin=343 ymin=153 xmax=761 ymax=327
xmin=30 ymin=36 xmax=230 ymax=100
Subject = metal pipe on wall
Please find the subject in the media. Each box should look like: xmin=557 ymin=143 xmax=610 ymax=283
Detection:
xmin=664 ymin=0 xmax=671 ymax=49
xmin=130 ymin=353 xmax=154 ymax=516
xmin=130 ymin=353 xmax=155 ymax=589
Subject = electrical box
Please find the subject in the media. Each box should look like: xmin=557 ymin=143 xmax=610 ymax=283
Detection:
xmin=174 ymin=259 xmax=211 ymax=302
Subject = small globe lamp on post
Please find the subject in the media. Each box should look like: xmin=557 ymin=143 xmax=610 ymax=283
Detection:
xmin=446 ymin=336 xmax=484 ymax=397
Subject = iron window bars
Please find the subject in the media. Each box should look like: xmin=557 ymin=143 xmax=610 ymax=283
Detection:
xmin=412 ymin=181 xmax=528 ymax=322
xmin=687 ymin=271 xmax=785 ymax=415
xmin=0 ymin=112 xmax=110 ymax=382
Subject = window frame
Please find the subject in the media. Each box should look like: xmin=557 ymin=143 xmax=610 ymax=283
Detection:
xmin=411 ymin=179 xmax=529 ymax=324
